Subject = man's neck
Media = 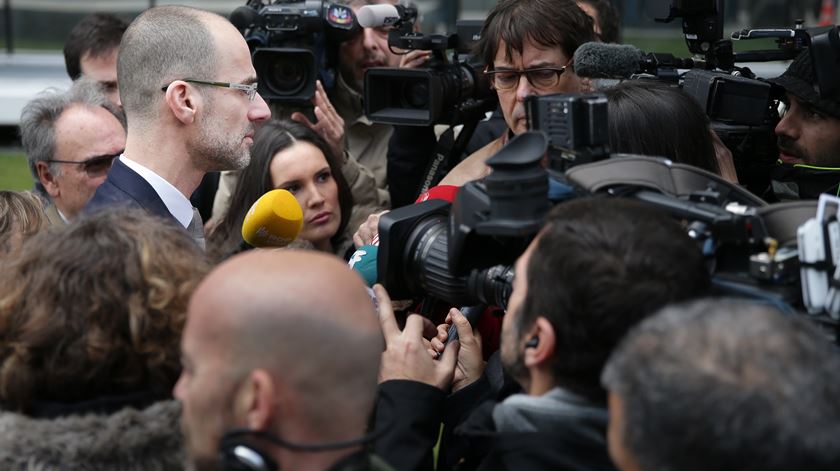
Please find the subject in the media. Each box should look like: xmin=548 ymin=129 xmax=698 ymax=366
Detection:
xmin=527 ymin=368 xmax=557 ymax=396
xmin=274 ymin=445 xmax=364 ymax=471
xmin=123 ymin=128 xmax=204 ymax=198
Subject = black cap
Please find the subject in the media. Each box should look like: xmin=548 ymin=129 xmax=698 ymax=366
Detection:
xmin=768 ymin=49 xmax=840 ymax=120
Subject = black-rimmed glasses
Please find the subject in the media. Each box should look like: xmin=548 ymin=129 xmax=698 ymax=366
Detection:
xmin=44 ymin=152 xmax=121 ymax=177
xmin=161 ymin=79 xmax=259 ymax=101
xmin=484 ymin=66 xmax=568 ymax=91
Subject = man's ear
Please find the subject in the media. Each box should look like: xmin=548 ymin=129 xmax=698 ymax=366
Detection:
xmin=163 ymin=81 xmax=200 ymax=125
xmin=233 ymin=369 xmax=276 ymax=432
xmin=523 ymin=316 xmax=556 ymax=368
xmin=36 ymin=161 xmax=60 ymax=198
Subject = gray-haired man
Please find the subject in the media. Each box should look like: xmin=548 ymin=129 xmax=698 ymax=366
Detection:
xmin=20 ymin=78 xmax=125 ymax=224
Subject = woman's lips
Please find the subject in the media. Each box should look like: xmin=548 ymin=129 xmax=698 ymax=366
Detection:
xmin=309 ymin=211 xmax=332 ymax=225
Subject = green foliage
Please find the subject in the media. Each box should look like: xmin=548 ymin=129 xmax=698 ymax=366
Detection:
xmin=0 ymin=151 xmax=34 ymax=191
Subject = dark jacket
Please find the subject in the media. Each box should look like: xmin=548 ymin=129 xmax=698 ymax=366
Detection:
xmin=328 ymin=451 xmax=396 ymax=471
xmin=373 ymin=355 xmax=616 ymax=471
xmin=84 ymin=158 xmax=177 ymax=223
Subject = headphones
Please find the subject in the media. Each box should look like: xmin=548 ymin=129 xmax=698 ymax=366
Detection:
xmin=525 ymin=336 xmax=540 ymax=349
xmin=219 ymin=428 xmax=383 ymax=471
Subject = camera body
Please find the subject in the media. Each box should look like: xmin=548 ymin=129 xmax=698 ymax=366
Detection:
xmin=364 ymin=18 xmax=497 ymax=126
xmin=231 ymin=1 xmax=359 ymax=104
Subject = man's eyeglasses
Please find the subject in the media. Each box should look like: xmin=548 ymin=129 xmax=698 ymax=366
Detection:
xmin=484 ymin=66 xmax=568 ymax=91
xmin=161 ymin=79 xmax=259 ymax=101
xmin=44 ymin=152 xmax=121 ymax=177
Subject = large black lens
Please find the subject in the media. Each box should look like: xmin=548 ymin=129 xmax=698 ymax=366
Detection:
xmin=402 ymin=80 xmax=429 ymax=109
xmin=266 ymin=56 xmax=308 ymax=97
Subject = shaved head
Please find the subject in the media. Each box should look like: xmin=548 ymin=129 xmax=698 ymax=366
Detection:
xmin=176 ymin=250 xmax=382 ymax=466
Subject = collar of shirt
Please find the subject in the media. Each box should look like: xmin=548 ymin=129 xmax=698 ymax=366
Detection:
xmin=119 ymin=154 xmax=194 ymax=228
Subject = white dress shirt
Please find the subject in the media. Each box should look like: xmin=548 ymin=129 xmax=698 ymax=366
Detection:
xmin=119 ymin=155 xmax=194 ymax=228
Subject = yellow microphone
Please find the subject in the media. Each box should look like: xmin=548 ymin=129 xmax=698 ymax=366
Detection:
xmin=241 ymin=189 xmax=304 ymax=248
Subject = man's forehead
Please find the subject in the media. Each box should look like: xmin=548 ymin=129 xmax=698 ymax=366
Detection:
xmin=493 ymin=39 xmax=568 ymax=67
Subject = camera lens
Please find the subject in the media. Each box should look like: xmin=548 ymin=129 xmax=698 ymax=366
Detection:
xmin=401 ymin=80 xmax=429 ymax=109
xmin=266 ymin=56 xmax=308 ymax=96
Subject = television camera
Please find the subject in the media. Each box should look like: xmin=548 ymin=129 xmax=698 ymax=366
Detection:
xmin=230 ymin=1 xmax=360 ymax=104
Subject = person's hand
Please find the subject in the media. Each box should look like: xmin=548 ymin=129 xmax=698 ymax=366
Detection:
xmin=375 ymin=284 xmax=459 ymax=391
xmin=353 ymin=210 xmax=388 ymax=248
xmin=291 ymin=80 xmax=346 ymax=159
xmin=399 ymin=50 xmax=432 ymax=69
xmin=431 ymin=308 xmax=485 ymax=392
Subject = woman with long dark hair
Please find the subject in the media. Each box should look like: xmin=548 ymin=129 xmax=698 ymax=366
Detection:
xmin=208 ymin=119 xmax=359 ymax=261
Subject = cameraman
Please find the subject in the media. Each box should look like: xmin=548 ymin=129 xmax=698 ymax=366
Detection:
xmin=212 ymin=0 xmax=422 ymax=223
xmin=371 ymin=198 xmax=711 ymax=471
xmin=438 ymin=0 xmax=596 ymax=187
xmin=387 ymin=0 xmax=596 ymax=208
xmin=768 ymin=49 xmax=840 ymax=199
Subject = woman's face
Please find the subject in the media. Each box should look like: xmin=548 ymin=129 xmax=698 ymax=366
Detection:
xmin=269 ymin=141 xmax=341 ymax=249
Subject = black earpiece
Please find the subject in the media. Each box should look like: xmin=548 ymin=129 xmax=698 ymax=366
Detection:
xmin=525 ymin=337 xmax=539 ymax=349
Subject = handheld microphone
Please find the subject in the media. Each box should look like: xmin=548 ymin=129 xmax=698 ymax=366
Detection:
xmin=241 ymin=189 xmax=303 ymax=248
xmin=356 ymin=4 xmax=415 ymax=28
xmin=574 ymin=42 xmax=699 ymax=79
xmin=349 ymin=244 xmax=378 ymax=287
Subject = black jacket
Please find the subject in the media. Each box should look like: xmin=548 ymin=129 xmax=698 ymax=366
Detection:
xmin=373 ymin=354 xmax=616 ymax=471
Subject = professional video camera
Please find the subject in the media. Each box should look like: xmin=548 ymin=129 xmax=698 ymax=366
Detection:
xmin=230 ymin=1 xmax=360 ymax=104
xmin=359 ymin=5 xmax=497 ymax=127
xmin=574 ymin=0 xmax=840 ymax=195
xmin=377 ymin=93 xmax=617 ymax=308
xmin=376 ymin=89 xmax=838 ymax=342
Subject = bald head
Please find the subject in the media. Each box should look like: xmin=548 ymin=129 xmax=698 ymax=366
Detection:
xmin=117 ymin=5 xmax=226 ymax=125
xmin=183 ymin=250 xmax=381 ymax=441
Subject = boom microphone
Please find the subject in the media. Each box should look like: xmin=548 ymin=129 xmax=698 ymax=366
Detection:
xmin=356 ymin=4 xmax=416 ymax=28
xmin=574 ymin=42 xmax=645 ymax=79
xmin=241 ymin=189 xmax=303 ymax=248
xmin=230 ymin=5 xmax=262 ymax=32
xmin=574 ymin=42 xmax=699 ymax=79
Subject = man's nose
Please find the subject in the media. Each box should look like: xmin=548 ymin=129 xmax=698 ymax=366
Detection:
xmin=249 ymin=92 xmax=271 ymax=122
xmin=362 ymin=28 xmax=379 ymax=51
xmin=775 ymin=112 xmax=800 ymax=141
xmin=515 ymin=74 xmax=535 ymax=102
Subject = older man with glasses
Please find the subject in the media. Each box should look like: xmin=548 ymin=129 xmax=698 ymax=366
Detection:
xmin=84 ymin=5 xmax=270 ymax=248
xmin=20 ymin=77 xmax=126 ymax=225
xmin=439 ymin=0 xmax=596 ymax=187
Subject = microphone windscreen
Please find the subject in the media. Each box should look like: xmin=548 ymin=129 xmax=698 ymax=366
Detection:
xmin=415 ymin=185 xmax=459 ymax=204
xmin=574 ymin=42 xmax=644 ymax=79
xmin=357 ymin=4 xmax=400 ymax=28
xmin=349 ymin=244 xmax=379 ymax=286
xmin=241 ymin=189 xmax=304 ymax=248
xmin=230 ymin=6 xmax=261 ymax=31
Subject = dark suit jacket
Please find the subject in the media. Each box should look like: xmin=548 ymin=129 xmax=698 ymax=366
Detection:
xmin=84 ymin=158 xmax=178 ymax=224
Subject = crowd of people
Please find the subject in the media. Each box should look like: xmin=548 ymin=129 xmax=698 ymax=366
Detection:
xmin=1 ymin=0 xmax=839 ymax=470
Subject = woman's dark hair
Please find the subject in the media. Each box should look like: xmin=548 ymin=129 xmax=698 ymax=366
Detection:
xmin=209 ymin=119 xmax=353 ymax=262
xmin=605 ymin=81 xmax=720 ymax=174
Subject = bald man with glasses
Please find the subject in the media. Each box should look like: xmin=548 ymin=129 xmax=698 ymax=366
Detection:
xmin=439 ymin=0 xmax=596 ymax=187
xmin=85 ymin=5 xmax=270 ymax=247
xmin=20 ymin=78 xmax=125 ymax=225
